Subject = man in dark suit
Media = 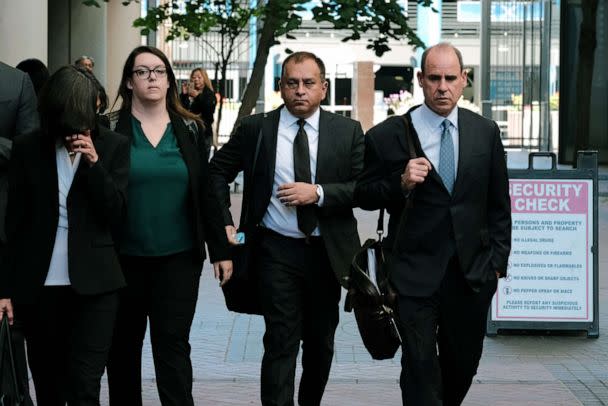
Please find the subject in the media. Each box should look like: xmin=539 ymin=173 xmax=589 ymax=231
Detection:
xmin=355 ymin=43 xmax=511 ymax=405
xmin=209 ymin=51 xmax=364 ymax=406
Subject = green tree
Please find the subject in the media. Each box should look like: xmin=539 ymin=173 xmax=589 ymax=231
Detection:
xmin=135 ymin=0 xmax=259 ymax=144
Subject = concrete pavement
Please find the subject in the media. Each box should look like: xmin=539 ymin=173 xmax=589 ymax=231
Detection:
xmin=94 ymin=189 xmax=607 ymax=406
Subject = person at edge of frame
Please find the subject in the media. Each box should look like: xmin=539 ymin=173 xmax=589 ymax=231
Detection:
xmin=354 ymin=42 xmax=512 ymax=406
xmin=208 ymin=51 xmax=365 ymax=406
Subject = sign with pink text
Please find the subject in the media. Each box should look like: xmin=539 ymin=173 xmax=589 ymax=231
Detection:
xmin=491 ymin=179 xmax=594 ymax=322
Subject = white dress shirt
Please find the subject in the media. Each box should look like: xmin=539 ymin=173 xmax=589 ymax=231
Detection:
xmin=44 ymin=145 xmax=81 ymax=286
xmin=410 ymin=103 xmax=459 ymax=178
xmin=261 ymin=107 xmax=324 ymax=238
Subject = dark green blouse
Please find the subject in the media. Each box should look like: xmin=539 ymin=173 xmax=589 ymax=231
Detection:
xmin=120 ymin=117 xmax=193 ymax=256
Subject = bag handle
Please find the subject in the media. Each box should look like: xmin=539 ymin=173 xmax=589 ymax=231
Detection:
xmin=0 ymin=317 xmax=22 ymax=401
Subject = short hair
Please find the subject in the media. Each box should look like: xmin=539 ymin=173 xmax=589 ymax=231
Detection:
xmin=420 ymin=43 xmax=464 ymax=74
xmin=74 ymin=55 xmax=95 ymax=67
xmin=15 ymin=58 xmax=49 ymax=96
xmin=281 ymin=51 xmax=326 ymax=81
xmin=38 ymin=65 xmax=98 ymax=140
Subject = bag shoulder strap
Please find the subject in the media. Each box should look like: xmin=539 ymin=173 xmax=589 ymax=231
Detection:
xmin=240 ymin=126 xmax=264 ymax=227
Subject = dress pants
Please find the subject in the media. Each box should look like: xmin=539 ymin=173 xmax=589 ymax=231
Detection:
xmin=397 ymin=257 xmax=497 ymax=406
xmin=257 ymin=229 xmax=341 ymax=406
xmin=18 ymin=286 xmax=118 ymax=406
xmin=107 ymin=251 xmax=202 ymax=406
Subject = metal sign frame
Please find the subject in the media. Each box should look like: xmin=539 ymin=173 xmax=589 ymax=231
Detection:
xmin=487 ymin=151 xmax=599 ymax=338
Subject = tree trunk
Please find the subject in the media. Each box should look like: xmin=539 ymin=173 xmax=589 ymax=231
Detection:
xmin=236 ymin=4 xmax=279 ymax=121
xmin=216 ymin=61 xmax=229 ymax=140
xmin=573 ymin=0 xmax=598 ymax=166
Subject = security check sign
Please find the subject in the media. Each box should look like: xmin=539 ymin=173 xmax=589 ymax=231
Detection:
xmin=492 ymin=179 xmax=594 ymax=322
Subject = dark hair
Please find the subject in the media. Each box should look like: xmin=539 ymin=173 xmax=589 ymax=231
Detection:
xmin=74 ymin=55 xmax=95 ymax=67
xmin=15 ymin=58 xmax=49 ymax=96
xmin=281 ymin=51 xmax=326 ymax=81
xmin=420 ymin=43 xmax=464 ymax=74
xmin=38 ymin=65 xmax=98 ymax=141
xmin=113 ymin=46 xmax=201 ymax=124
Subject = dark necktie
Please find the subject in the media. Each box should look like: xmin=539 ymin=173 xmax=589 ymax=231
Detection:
xmin=294 ymin=119 xmax=317 ymax=236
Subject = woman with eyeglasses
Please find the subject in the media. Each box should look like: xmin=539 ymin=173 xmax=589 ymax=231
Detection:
xmin=0 ymin=65 xmax=129 ymax=405
xmin=180 ymin=68 xmax=217 ymax=158
xmin=105 ymin=46 xmax=232 ymax=406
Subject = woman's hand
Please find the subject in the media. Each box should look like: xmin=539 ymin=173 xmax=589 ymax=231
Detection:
xmin=67 ymin=130 xmax=98 ymax=166
xmin=0 ymin=298 xmax=14 ymax=325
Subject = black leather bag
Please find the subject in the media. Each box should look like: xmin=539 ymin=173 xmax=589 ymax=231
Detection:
xmin=221 ymin=226 xmax=262 ymax=315
xmin=347 ymin=209 xmax=401 ymax=360
xmin=221 ymin=128 xmax=264 ymax=315
xmin=0 ymin=317 xmax=26 ymax=406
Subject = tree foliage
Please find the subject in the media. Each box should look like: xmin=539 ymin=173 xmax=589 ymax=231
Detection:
xmin=85 ymin=0 xmax=428 ymax=124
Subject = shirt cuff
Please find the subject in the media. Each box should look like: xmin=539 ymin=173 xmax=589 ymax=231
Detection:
xmin=316 ymin=184 xmax=325 ymax=207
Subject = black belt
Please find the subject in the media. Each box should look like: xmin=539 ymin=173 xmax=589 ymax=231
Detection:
xmin=258 ymin=226 xmax=323 ymax=245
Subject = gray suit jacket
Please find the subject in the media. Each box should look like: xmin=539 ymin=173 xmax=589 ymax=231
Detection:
xmin=0 ymin=61 xmax=39 ymax=140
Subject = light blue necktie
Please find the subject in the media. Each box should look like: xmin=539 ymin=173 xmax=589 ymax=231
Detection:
xmin=439 ymin=119 xmax=455 ymax=194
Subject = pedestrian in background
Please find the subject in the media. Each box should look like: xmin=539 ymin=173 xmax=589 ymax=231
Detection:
xmin=180 ymin=67 xmax=216 ymax=158
xmin=0 ymin=65 xmax=129 ymax=405
xmin=209 ymin=51 xmax=364 ymax=406
xmin=106 ymin=46 xmax=232 ymax=406
xmin=355 ymin=42 xmax=511 ymax=405
xmin=74 ymin=55 xmax=95 ymax=74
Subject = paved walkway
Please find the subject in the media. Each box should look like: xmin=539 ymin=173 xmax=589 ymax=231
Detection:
xmin=30 ymin=162 xmax=608 ymax=405
xmin=95 ymin=189 xmax=608 ymax=406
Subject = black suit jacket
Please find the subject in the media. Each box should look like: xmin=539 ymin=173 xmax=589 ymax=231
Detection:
xmin=209 ymin=107 xmax=365 ymax=286
xmin=0 ymin=126 xmax=129 ymax=304
xmin=113 ymin=110 xmax=229 ymax=263
xmin=354 ymin=108 xmax=511 ymax=297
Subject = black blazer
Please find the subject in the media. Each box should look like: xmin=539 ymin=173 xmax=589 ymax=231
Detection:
xmin=0 ymin=126 xmax=129 ymax=305
xmin=354 ymin=109 xmax=511 ymax=296
xmin=209 ymin=107 xmax=365 ymax=286
xmin=113 ymin=110 xmax=229 ymax=263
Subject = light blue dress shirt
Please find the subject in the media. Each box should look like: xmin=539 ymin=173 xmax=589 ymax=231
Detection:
xmin=410 ymin=103 xmax=459 ymax=178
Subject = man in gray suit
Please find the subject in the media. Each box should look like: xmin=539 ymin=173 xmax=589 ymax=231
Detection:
xmin=1 ymin=61 xmax=39 ymax=242
xmin=0 ymin=61 xmax=39 ymax=140
xmin=1 ymin=61 xmax=39 ymax=243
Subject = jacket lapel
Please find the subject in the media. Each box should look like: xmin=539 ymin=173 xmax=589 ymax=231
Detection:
xmin=452 ymin=108 xmax=472 ymax=196
xmin=263 ymin=107 xmax=280 ymax=193
xmin=39 ymin=139 xmax=59 ymax=219
xmin=315 ymin=108 xmax=331 ymax=183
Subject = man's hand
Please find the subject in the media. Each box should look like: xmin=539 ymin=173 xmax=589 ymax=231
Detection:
xmin=225 ymin=225 xmax=238 ymax=246
xmin=277 ymin=182 xmax=318 ymax=206
xmin=213 ymin=260 xmax=233 ymax=287
xmin=401 ymin=158 xmax=432 ymax=191
xmin=0 ymin=298 xmax=14 ymax=325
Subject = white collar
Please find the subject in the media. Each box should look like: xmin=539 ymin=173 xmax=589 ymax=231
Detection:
xmin=280 ymin=106 xmax=321 ymax=132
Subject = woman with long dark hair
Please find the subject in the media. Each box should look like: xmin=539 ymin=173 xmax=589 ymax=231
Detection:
xmin=0 ymin=65 xmax=129 ymax=405
xmin=106 ymin=46 xmax=232 ymax=406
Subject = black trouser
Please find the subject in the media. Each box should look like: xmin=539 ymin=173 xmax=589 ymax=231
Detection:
xmin=18 ymin=286 xmax=118 ymax=406
xmin=107 ymin=251 xmax=202 ymax=406
xmin=257 ymin=229 xmax=341 ymax=406
xmin=397 ymin=257 xmax=497 ymax=406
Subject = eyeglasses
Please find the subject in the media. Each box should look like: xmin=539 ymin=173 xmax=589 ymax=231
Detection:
xmin=132 ymin=67 xmax=168 ymax=80
xmin=282 ymin=79 xmax=320 ymax=90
